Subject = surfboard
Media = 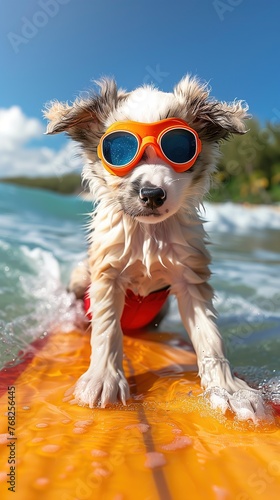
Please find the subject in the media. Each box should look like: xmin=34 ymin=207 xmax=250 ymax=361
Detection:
xmin=0 ymin=327 xmax=280 ymax=500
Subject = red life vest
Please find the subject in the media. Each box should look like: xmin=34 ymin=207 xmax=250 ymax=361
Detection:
xmin=84 ymin=287 xmax=170 ymax=330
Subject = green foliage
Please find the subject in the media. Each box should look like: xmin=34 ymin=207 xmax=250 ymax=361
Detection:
xmin=211 ymin=119 xmax=280 ymax=203
xmin=0 ymin=173 xmax=81 ymax=195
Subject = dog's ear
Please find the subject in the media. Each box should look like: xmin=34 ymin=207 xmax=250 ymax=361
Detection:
xmin=174 ymin=75 xmax=249 ymax=141
xmin=43 ymin=79 xmax=128 ymax=141
xmin=43 ymin=100 xmax=95 ymax=135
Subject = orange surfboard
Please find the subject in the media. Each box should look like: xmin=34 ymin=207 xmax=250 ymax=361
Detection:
xmin=0 ymin=328 xmax=280 ymax=500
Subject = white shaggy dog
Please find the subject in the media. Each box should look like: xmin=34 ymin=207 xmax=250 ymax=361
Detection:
xmin=44 ymin=75 xmax=266 ymax=421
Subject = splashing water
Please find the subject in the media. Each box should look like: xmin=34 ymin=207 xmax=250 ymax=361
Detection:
xmin=0 ymin=184 xmax=279 ymax=411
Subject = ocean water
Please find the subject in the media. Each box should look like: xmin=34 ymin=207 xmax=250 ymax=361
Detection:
xmin=0 ymin=183 xmax=279 ymax=405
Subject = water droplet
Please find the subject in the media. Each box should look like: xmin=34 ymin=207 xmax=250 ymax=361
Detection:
xmin=91 ymin=449 xmax=108 ymax=457
xmin=33 ymin=477 xmax=50 ymax=489
xmin=144 ymin=452 xmax=166 ymax=468
xmin=41 ymin=444 xmax=60 ymax=453
xmin=36 ymin=423 xmax=48 ymax=428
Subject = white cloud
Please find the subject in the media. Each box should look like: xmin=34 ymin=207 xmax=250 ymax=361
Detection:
xmin=0 ymin=107 xmax=43 ymax=150
xmin=0 ymin=106 xmax=83 ymax=177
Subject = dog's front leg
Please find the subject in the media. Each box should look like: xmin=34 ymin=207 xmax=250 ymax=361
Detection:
xmin=176 ymin=283 xmax=267 ymax=421
xmin=73 ymin=279 xmax=130 ymax=408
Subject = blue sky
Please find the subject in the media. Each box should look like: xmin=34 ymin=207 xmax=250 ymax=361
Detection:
xmin=1 ymin=0 xmax=280 ymax=177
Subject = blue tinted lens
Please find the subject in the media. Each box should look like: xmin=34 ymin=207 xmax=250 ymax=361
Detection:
xmin=102 ymin=132 xmax=138 ymax=167
xmin=161 ymin=129 xmax=196 ymax=164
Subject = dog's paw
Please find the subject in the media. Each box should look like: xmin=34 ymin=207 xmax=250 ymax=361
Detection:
xmin=73 ymin=369 xmax=130 ymax=408
xmin=204 ymin=387 xmax=272 ymax=423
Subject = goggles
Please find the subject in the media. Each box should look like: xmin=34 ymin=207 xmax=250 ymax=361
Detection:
xmin=97 ymin=118 xmax=201 ymax=176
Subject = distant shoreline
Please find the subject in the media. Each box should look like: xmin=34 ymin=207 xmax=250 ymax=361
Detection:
xmin=1 ymin=174 xmax=280 ymax=206
xmin=0 ymin=173 xmax=82 ymax=196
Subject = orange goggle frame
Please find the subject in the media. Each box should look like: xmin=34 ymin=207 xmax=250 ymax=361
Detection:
xmin=97 ymin=118 xmax=201 ymax=176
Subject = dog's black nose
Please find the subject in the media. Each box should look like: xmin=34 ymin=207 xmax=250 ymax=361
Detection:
xmin=139 ymin=187 xmax=166 ymax=209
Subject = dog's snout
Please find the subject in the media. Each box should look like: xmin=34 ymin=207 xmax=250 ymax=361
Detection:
xmin=139 ymin=186 xmax=167 ymax=209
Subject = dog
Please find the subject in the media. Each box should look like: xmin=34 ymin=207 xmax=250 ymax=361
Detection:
xmin=44 ymin=75 xmax=267 ymax=421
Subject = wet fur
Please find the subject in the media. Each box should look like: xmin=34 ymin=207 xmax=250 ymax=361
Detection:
xmin=44 ymin=75 xmax=267 ymax=421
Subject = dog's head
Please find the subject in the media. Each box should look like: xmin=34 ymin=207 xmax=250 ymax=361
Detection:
xmin=44 ymin=76 xmax=248 ymax=224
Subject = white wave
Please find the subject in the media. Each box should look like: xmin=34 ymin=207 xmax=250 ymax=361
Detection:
xmin=202 ymin=202 xmax=280 ymax=233
xmin=19 ymin=246 xmax=86 ymax=331
xmin=0 ymin=244 xmax=86 ymax=367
